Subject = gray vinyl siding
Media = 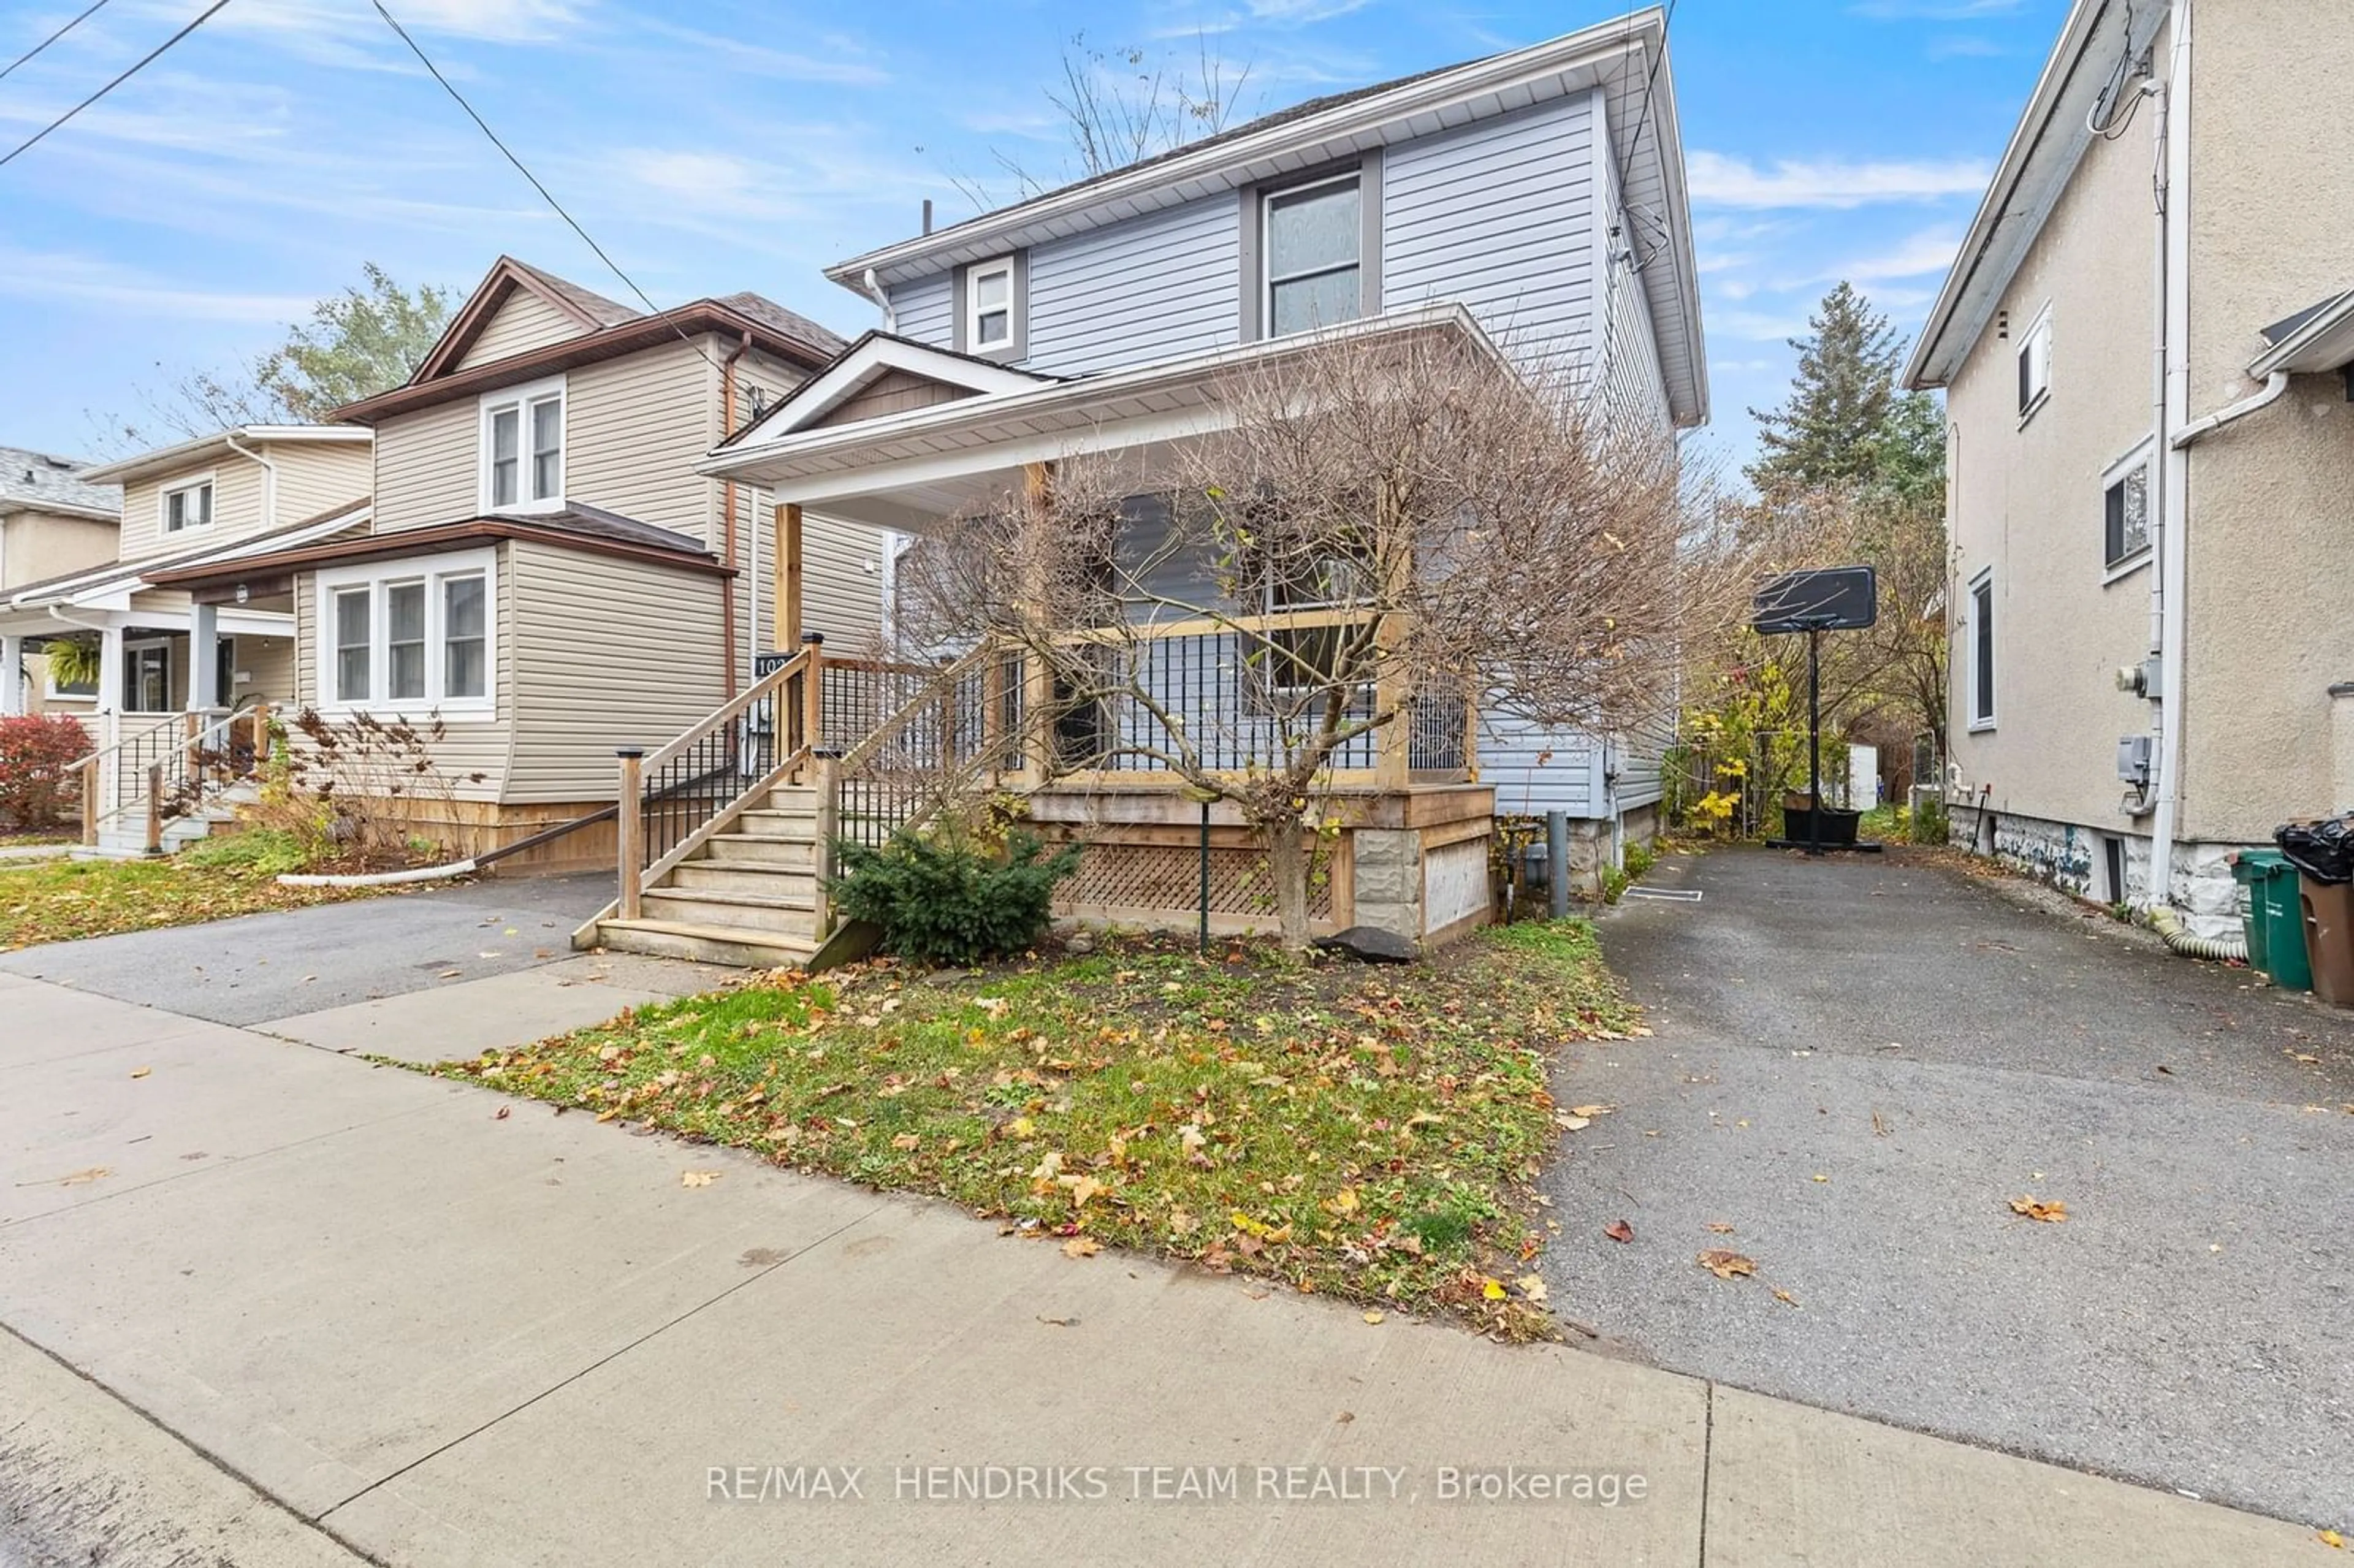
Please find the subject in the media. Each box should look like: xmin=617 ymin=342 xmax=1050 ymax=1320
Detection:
xmin=1589 ymin=99 xmax=1675 ymax=436
xmin=291 ymin=560 xmax=512 ymax=802
xmin=371 ymin=400 xmax=478 ymax=533
xmin=505 ymin=538 xmax=728 ymax=802
xmin=1023 ymin=194 xmax=1241 ymax=375
xmin=1381 ymin=89 xmax=1599 ymax=375
xmin=889 ymin=274 xmax=954 ymax=346
xmin=1479 ymin=713 xmax=1599 ymax=818
xmin=265 ymin=443 xmax=372 ymax=525
xmin=457 ymin=291 xmax=589 ymax=370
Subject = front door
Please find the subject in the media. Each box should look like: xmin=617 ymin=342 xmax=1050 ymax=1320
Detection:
xmin=124 ymin=641 xmax=172 ymax=712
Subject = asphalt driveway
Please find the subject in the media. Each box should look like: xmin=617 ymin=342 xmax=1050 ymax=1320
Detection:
xmin=1541 ymin=846 xmax=2354 ymax=1530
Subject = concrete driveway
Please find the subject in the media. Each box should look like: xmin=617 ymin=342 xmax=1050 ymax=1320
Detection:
xmin=0 ymin=872 xmax=731 ymax=1056
xmin=1541 ymin=846 xmax=2354 ymax=1529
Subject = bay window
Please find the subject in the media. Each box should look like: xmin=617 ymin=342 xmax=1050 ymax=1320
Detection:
xmin=481 ymin=377 xmax=565 ymax=511
xmin=320 ymin=550 xmax=495 ymax=715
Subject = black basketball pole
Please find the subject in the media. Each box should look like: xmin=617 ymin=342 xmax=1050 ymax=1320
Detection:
xmin=1806 ymin=626 xmax=1823 ymax=858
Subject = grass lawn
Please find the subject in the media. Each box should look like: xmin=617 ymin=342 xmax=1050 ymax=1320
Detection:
xmin=428 ymin=921 xmax=1640 ymax=1338
xmin=0 ymin=855 xmax=385 ymax=950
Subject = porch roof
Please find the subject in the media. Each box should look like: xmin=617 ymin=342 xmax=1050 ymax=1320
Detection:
xmin=2 ymin=501 xmax=371 ymax=615
xmin=144 ymin=502 xmax=729 ymax=587
xmin=699 ymin=305 xmax=1504 ymax=534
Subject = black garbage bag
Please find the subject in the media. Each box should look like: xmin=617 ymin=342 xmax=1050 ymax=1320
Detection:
xmin=2276 ymin=815 xmax=2354 ymax=884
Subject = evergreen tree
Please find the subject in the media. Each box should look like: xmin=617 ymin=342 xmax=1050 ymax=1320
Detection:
xmin=1746 ymin=282 xmax=1906 ymax=493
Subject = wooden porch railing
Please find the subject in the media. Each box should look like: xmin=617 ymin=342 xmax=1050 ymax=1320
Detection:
xmin=70 ymin=702 xmax=272 ymax=851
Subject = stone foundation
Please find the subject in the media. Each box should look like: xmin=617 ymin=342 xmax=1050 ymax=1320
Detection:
xmin=1946 ymin=805 xmax=2246 ymax=942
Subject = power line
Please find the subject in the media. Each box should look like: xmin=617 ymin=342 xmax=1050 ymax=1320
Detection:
xmin=0 ymin=0 xmax=116 ymax=85
xmin=368 ymin=0 xmax=722 ymax=373
xmin=0 ymin=0 xmax=229 ymax=169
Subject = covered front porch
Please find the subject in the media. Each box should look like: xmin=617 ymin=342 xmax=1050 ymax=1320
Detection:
xmin=714 ymin=315 xmax=1499 ymax=944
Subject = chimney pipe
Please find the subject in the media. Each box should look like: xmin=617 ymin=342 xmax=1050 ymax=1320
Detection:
xmin=922 ymin=198 xmax=933 ymax=235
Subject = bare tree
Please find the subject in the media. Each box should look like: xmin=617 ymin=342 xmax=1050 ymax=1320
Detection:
xmin=896 ymin=326 xmax=1745 ymax=947
xmin=946 ymin=32 xmax=1255 ymax=212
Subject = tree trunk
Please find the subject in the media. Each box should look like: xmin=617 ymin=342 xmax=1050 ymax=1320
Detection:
xmin=1262 ymin=816 xmax=1313 ymax=951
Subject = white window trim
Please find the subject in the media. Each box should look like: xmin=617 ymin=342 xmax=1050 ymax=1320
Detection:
xmin=159 ymin=471 xmax=218 ymax=535
xmin=965 ymin=257 xmax=1015 ymax=354
xmin=2101 ymin=436 xmax=2155 ymax=580
xmin=2016 ymin=304 xmax=2052 ymax=426
xmin=1966 ymin=568 xmax=1997 ymax=733
xmin=478 ymin=375 xmax=566 ymax=515
xmin=1260 ymin=170 xmax=1364 ymax=340
xmin=314 ymin=548 xmax=497 ymax=720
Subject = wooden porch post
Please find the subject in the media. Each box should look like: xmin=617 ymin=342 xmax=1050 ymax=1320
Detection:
xmin=812 ymin=752 xmax=839 ymax=938
xmin=615 ymin=748 xmax=645 ymax=921
xmin=775 ymin=502 xmax=803 ymax=652
xmin=79 ymin=758 xmax=97 ymax=847
xmin=144 ymin=763 xmax=164 ymax=856
xmin=982 ymin=653 xmax=1008 ymax=776
xmin=800 ymin=631 xmax=825 ymax=755
xmin=1019 ymin=463 xmax=1055 ymax=783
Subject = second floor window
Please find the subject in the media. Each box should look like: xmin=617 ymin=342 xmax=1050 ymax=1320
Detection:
xmin=2103 ymin=442 xmax=2152 ymax=570
xmin=481 ymin=378 xmax=564 ymax=512
xmin=162 ymin=478 xmax=214 ymax=533
xmin=969 ymin=259 xmax=1013 ymax=349
xmin=1263 ymin=173 xmax=1363 ymax=337
xmin=2016 ymin=306 xmax=2052 ymax=421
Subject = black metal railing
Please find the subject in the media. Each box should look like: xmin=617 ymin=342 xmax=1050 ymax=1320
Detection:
xmin=834 ymin=649 xmax=1024 ymax=849
xmin=638 ymin=671 xmax=788 ymax=866
xmin=1406 ymin=687 xmax=1470 ymax=774
xmin=1056 ymin=630 xmax=1379 ymax=775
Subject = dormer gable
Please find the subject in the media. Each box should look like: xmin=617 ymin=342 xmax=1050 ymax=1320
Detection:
xmin=410 ymin=257 xmax=641 ymax=385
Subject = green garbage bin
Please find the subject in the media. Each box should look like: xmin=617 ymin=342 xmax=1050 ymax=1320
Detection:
xmin=2230 ymin=849 xmax=2312 ymax=991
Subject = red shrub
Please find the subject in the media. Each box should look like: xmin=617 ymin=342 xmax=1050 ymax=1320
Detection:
xmin=0 ymin=714 xmax=91 ymax=828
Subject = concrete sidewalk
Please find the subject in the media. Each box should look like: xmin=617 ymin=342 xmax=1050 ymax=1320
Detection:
xmin=0 ymin=969 xmax=2320 ymax=1566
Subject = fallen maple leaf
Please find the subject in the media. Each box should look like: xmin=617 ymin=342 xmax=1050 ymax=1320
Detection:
xmin=680 ymin=1170 xmax=720 ymax=1189
xmin=890 ymin=1132 xmax=921 ymax=1151
xmin=1604 ymin=1219 xmax=1635 ymax=1244
xmin=1515 ymin=1274 xmax=1548 ymax=1302
xmin=2009 ymin=1196 xmax=2068 ymax=1223
xmin=1480 ymin=1278 xmax=1508 ymax=1301
xmin=1362 ymin=1310 xmax=1385 ymax=1325
xmin=2317 ymin=1528 xmax=2344 ymax=1549
xmin=1697 ymin=1249 xmax=1756 ymax=1279
xmin=1061 ymin=1235 xmax=1102 ymax=1258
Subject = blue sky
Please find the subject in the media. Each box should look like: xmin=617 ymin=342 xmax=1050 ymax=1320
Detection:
xmin=0 ymin=0 xmax=2068 ymax=471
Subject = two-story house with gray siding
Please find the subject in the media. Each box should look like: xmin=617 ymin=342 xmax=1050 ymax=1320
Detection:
xmin=670 ymin=12 xmax=1705 ymax=951
xmin=153 ymin=257 xmax=877 ymax=871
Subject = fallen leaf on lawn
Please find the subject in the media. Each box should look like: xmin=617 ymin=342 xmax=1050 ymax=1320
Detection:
xmin=1604 ymin=1219 xmax=1635 ymax=1244
xmin=2009 ymin=1196 xmax=2068 ymax=1223
xmin=129 ymin=1066 xmax=151 ymax=1079
xmin=1363 ymin=1311 xmax=1385 ymax=1325
xmin=1480 ymin=1278 xmax=1508 ymax=1301
xmin=1061 ymin=1236 xmax=1102 ymax=1258
xmin=680 ymin=1170 xmax=720 ymax=1188
xmin=1515 ymin=1274 xmax=1547 ymax=1302
xmin=1697 ymin=1249 xmax=1756 ymax=1280
xmin=890 ymin=1132 xmax=921 ymax=1151
xmin=1167 ymin=1207 xmax=1200 ymax=1236
xmin=1705 ymin=1222 xmax=1737 ymax=1235
xmin=1007 ymin=1116 xmax=1036 ymax=1138
xmin=1065 ymin=1174 xmax=1103 ymax=1208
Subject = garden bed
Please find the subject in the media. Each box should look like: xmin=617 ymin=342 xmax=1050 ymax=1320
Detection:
xmin=427 ymin=921 xmax=1642 ymax=1338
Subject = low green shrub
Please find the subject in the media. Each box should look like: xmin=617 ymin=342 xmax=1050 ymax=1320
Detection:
xmin=179 ymin=828 xmax=309 ymax=877
xmin=829 ymin=826 xmax=1081 ymax=968
xmin=1623 ymin=841 xmax=1657 ymax=882
xmin=1908 ymin=796 xmax=1950 ymax=845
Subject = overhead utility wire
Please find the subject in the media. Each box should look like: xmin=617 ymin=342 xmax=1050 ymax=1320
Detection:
xmin=0 ymin=0 xmax=230 ymax=169
xmin=368 ymin=0 xmax=724 ymax=376
xmin=0 ymin=0 xmax=117 ymax=85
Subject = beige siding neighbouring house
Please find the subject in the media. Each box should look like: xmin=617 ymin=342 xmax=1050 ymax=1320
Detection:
xmin=505 ymin=538 xmax=729 ymax=801
xmin=117 ymin=460 xmax=264 ymax=562
xmin=456 ymin=289 xmax=592 ymax=370
xmin=270 ymin=442 xmax=373 ymax=524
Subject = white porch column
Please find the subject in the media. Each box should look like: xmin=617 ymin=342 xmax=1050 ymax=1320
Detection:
xmin=96 ymin=623 xmax=124 ymax=715
xmin=0 ymin=636 xmax=23 ymax=717
xmin=188 ymin=602 xmax=221 ymax=710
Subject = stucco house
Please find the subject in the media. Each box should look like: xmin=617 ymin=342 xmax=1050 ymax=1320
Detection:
xmin=151 ymin=257 xmax=879 ymax=870
xmin=582 ymin=12 xmax=1706 ymax=964
xmin=1905 ymin=0 xmax=2354 ymax=937
xmin=0 ymin=448 xmax=121 ymax=715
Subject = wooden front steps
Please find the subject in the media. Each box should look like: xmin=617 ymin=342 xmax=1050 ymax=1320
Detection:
xmin=584 ymin=783 xmax=826 ymax=969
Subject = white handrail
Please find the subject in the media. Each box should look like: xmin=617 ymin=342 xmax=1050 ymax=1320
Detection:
xmin=86 ymin=706 xmax=258 ymax=832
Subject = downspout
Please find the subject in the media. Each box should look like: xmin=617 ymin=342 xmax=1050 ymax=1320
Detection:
xmin=2173 ymin=371 xmax=2289 ymax=447
xmin=719 ymin=330 xmax=752 ymax=698
xmin=857 ymin=268 xmax=896 ymax=333
xmin=2149 ymin=0 xmax=2193 ymax=914
xmin=223 ymin=432 xmax=278 ymax=530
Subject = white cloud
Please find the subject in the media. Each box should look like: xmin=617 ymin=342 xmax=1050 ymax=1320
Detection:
xmin=1687 ymin=150 xmax=1992 ymax=209
xmin=626 ymin=20 xmax=892 ymax=86
xmin=0 ymin=245 xmax=314 ymax=322
xmin=1821 ymin=227 xmax=1964 ymax=284
xmin=1927 ymin=34 xmax=2007 ymax=58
